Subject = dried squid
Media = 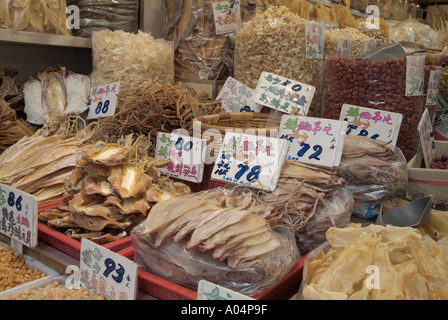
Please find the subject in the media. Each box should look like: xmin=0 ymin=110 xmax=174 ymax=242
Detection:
xmin=39 ymin=134 xmax=191 ymax=244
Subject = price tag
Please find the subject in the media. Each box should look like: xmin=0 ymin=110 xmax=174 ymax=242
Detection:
xmin=155 ymin=132 xmax=205 ymax=183
xmin=337 ymin=38 xmax=352 ymax=58
xmin=0 ymin=184 xmax=37 ymax=248
xmin=211 ymin=132 xmax=289 ymax=191
xmin=216 ymin=77 xmax=262 ymax=113
xmin=426 ymin=68 xmax=442 ymax=106
xmin=86 ymin=81 xmax=120 ymax=120
xmin=340 ymin=104 xmax=403 ymax=146
xmin=80 ymin=238 xmax=138 ymax=300
xmin=197 ymin=280 xmax=253 ymax=300
xmin=280 ymin=115 xmax=347 ymax=168
xmin=406 ymin=53 xmax=425 ymax=97
xmin=305 ymin=22 xmax=324 ymax=59
xmin=253 ymin=72 xmax=316 ymax=115
xmin=417 ymin=108 xmax=436 ymax=168
xmin=363 ymin=39 xmax=377 ymax=53
xmin=212 ymin=0 xmax=241 ymax=35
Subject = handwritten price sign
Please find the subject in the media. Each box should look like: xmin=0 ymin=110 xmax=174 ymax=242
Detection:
xmin=155 ymin=132 xmax=205 ymax=183
xmin=417 ymin=108 xmax=436 ymax=168
xmin=280 ymin=115 xmax=347 ymax=168
xmin=305 ymin=22 xmax=324 ymax=59
xmin=212 ymin=1 xmax=241 ymax=35
xmin=253 ymin=72 xmax=316 ymax=115
xmin=217 ymin=77 xmax=262 ymax=113
xmin=211 ymin=132 xmax=289 ymax=191
xmin=80 ymin=239 xmax=138 ymax=300
xmin=87 ymin=81 xmax=120 ymax=120
xmin=340 ymin=104 xmax=403 ymax=146
xmin=0 ymin=184 xmax=37 ymax=248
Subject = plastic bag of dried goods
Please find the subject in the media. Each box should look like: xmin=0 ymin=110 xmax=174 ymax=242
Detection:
xmin=387 ymin=19 xmax=439 ymax=49
xmin=295 ymin=187 xmax=353 ymax=255
xmin=131 ymin=188 xmax=300 ymax=296
xmin=321 ymin=54 xmax=425 ymax=161
xmin=234 ymin=5 xmax=323 ymax=117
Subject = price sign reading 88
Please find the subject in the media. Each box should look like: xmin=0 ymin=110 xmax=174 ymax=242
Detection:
xmin=80 ymin=238 xmax=138 ymax=300
xmin=87 ymin=82 xmax=120 ymax=120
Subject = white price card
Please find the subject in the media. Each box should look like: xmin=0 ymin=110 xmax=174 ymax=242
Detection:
xmin=80 ymin=238 xmax=138 ymax=300
xmin=197 ymin=280 xmax=254 ymax=300
xmin=417 ymin=108 xmax=436 ymax=168
xmin=340 ymin=104 xmax=403 ymax=146
xmin=86 ymin=81 xmax=120 ymax=120
xmin=212 ymin=0 xmax=241 ymax=35
xmin=280 ymin=115 xmax=347 ymax=168
xmin=211 ymin=132 xmax=289 ymax=191
xmin=0 ymin=184 xmax=38 ymax=248
xmin=337 ymin=38 xmax=352 ymax=58
xmin=363 ymin=39 xmax=377 ymax=53
xmin=426 ymin=68 xmax=442 ymax=106
xmin=155 ymin=132 xmax=206 ymax=183
xmin=406 ymin=53 xmax=425 ymax=97
xmin=305 ymin=22 xmax=324 ymax=59
xmin=253 ymin=72 xmax=316 ymax=116
xmin=217 ymin=77 xmax=262 ymax=113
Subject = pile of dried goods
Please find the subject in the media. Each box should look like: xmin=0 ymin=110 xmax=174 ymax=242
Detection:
xmin=431 ymin=154 xmax=448 ymax=169
xmin=324 ymin=28 xmax=376 ymax=58
xmin=39 ymin=134 xmax=190 ymax=244
xmin=0 ymin=245 xmax=46 ymax=292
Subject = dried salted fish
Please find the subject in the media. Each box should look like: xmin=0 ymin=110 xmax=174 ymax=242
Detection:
xmin=23 ymin=67 xmax=90 ymax=125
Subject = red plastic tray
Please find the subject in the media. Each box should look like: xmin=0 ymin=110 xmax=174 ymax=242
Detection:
xmin=118 ymin=246 xmax=305 ymax=300
xmin=38 ymin=201 xmax=132 ymax=260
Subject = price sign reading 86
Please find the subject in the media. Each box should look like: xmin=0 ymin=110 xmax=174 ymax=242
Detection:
xmin=79 ymin=238 xmax=138 ymax=300
xmin=87 ymin=82 xmax=120 ymax=120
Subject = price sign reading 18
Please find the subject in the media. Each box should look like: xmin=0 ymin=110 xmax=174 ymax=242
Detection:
xmin=279 ymin=115 xmax=347 ymax=168
xmin=211 ymin=132 xmax=289 ymax=191
xmin=0 ymin=183 xmax=38 ymax=248
xmin=86 ymin=81 xmax=120 ymax=120
xmin=80 ymin=238 xmax=138 ymax=300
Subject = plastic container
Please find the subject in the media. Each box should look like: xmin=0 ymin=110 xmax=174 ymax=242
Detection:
xmin=118 ymin=246 xmax=306 ymax=300
xmin=37 ymin=201 xmax=132 ymax=260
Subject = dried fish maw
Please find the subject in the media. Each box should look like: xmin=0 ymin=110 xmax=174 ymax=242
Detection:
xmin=70 ymin=210 xmax=130 ymax=232
xmin=105 ymin=196 xmax=150 ymax=217
xmin=69 ymin=203 xmax=125 ymax=222
xmin=23 ymin=79 xmax=47 ymax=125
xmin=143 ymin=197 xmax=208 ymax=235
xmin=312 ymin=233 xmax=378 ymax=295
xmin=370 ymin=242 xmax=403 ymax=300
xmin=108 ymin=164 xmax=150 ymax=198
xmin=86 ymin=146 xmax=129 ymax=167
xmin=65 ymin=229 xmax=127 ymax=244
xmin=303 ymin=284 xmax=348 ymax=300
xmin=40 ymin=68 xmax=67 ymax=117
xmin=199 ymin=214 xmax=268 ymax=252
xmin=65 ymin=72 xmax=90 ymax=115
xmin=395 ymin=260 xmax=428 ymax=300
xmin=186 ymin=208 xmax=251 ymax=250
xmin=81 ymin=176 xmax=115 ymax=197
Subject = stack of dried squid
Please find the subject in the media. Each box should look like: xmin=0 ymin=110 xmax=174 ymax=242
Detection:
xmin=132 ymin=187 xmax=298 ymax=295
xmin=94 ymin=81 xmax=221 ymax=156
xmin=0 ymin=117 xmax=95 ymax=204
xmin=163 ymin=0 xmax=233 ymax=80
xmin=39 ymin=134 xmax=190 ymax=244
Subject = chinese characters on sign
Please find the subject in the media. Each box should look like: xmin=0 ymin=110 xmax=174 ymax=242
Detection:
xmin=253 ymin=72 xmax=316 ymax=115
xmin=80 ymin=239 xmax=138 ymax=300
xmin=305 ymin=22 xmax=324 ymax=59
xmin=155 ymin=132 xmax=205 ymax=183
xmin=337 ymin=38 xmax=352 ymax=58
xmin=279 ymin=115 xmax=347 ymax=168
xmin=340 ymin=104 xmax=403 ymax=146
xmin=363 ymin=39 xmax=377 ymax=53
xmin=417 ymin=108 xmax=436 ymax=168
xmin=216 ymin=77 xmax=262 ymax=113
xmin=87 ymin=81 xmax=120 ymax=120
xmin=426 ymin=68 xmax=442 ymax=106
xmin=406 ymin=53 xmax=425 ymax=97
xmin=212 ymin=0 xmax=241 ymax=35
xmin=0 ymin=183 xmax=37 ymax=248
xmin=211 ymin=132 xmax=289 ymax=191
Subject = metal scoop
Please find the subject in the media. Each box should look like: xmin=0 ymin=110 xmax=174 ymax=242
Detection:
xmin=376 ymin=194 xmax=432 ymax=227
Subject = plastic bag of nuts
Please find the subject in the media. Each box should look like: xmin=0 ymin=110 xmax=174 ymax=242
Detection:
xmin=324 ymin=28 xmax=376 ymax=59
xmin=235 ymin=6 xmax=324 ymax=117
xmin=321 ymin=56 xmax=424 ymax=161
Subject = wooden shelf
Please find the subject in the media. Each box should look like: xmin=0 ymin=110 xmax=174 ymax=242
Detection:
xmin=0 ymin=29 xmax=91 ymax=49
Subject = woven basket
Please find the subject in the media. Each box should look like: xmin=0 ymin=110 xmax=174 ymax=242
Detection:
xmin=193 ymin=112 xmax=282 ymax=162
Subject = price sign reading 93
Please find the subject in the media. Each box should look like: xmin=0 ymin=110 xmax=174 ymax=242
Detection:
xmin=79 ymin=238 xmax=138 ymax=300
xmin=0 ymin=183 xmax=38 ymax=248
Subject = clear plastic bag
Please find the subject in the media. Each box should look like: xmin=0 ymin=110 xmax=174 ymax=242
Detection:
xmin=387 ymin=19 xmax=439 ymax=49
xmin=132 ymin=219 xmax=299 ymax=296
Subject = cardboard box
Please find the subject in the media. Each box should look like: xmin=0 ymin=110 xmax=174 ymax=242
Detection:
xmin=408 ymin=141 xmax=448 ymax=201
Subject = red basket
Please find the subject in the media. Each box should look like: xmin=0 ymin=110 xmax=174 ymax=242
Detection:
xmin=118 ymin=246 xmax=305 ymax=300
xmin=38 ymin=201 xmax=132 ymax=260
xmin=182 ymin=164 xmax=229 ymax=193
